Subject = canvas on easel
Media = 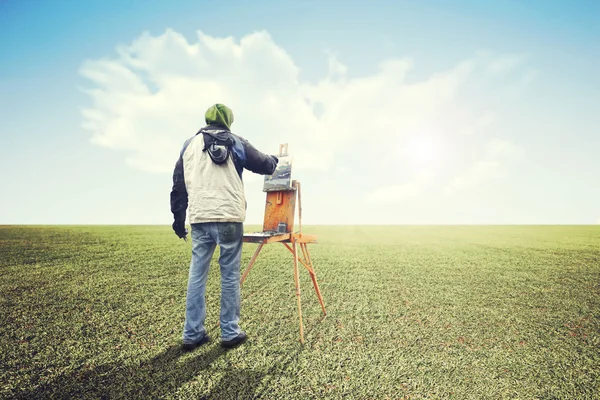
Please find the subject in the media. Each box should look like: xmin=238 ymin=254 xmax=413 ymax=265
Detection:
xmin=241 ymin=143 xmax=326 ymax=343
xmin=263 ymin=143 xmax=293 ymax=192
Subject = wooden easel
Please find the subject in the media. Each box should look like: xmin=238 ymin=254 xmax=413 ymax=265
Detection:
xmin=241 ymin=144 xmax=326 ymax=343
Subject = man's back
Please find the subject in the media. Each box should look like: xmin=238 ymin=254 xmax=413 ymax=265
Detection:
xmin=182 ymin=133 xmax=246 ymax=223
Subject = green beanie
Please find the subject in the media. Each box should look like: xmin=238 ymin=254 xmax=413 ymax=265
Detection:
xmin=205 ymin=103 xmax=234 ymax=129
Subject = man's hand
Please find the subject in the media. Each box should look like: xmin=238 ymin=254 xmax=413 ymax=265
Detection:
xmin=172 ymin=220 xmax=188 ymax=241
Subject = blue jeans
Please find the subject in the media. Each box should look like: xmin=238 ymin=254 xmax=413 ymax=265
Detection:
xmin=182 ymin=222 xmax=244 ymax=343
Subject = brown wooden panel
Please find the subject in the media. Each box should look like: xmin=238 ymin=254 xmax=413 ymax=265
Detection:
xmin=291 ymin=233 xmax=318 ymax=243
xmin=262 ymin=189 xmax=297 ymax=232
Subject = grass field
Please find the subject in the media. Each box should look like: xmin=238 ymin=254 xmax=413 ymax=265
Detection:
xmin=1 ymin=225 xmax=599 ymax=399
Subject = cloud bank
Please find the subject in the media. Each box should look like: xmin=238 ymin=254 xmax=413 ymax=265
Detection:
xmin=79 ymin=29 xmax=532 ymax=201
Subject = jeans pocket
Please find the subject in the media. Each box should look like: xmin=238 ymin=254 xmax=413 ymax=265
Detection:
xmin=217 ymin=222 xmax=242 ymax=243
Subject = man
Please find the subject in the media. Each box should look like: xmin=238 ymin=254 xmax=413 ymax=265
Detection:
xmin=170 ymin=103 xmax=278 ymax=350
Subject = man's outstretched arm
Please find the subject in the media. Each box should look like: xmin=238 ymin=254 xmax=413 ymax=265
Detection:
xmin=237 ymin=136 xmax=278 ymax=175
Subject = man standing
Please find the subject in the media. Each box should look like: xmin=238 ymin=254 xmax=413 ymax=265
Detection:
xmin=170 ymin=104 xmax=278 ymax=350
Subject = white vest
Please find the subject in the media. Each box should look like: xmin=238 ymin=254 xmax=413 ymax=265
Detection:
xmin=182 ymin=134 xmax=246 ymax=223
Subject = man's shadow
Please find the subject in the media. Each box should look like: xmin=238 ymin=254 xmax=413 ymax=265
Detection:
xmin=13 ymin=315 xmax=324 ymax=399
xmin=13 ymin=342 xmax=263 ymax=399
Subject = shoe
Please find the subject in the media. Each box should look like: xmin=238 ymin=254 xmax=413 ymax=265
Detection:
xmin=221 ymin=331 xmax=247 ymax=349
xmin=182 ymin=334 xmax=210 ymax=351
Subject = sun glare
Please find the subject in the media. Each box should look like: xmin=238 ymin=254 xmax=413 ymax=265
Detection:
xmin=405 ymin=135 xmax=442 ymax=166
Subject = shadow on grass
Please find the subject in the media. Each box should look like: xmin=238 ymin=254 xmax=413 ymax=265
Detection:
xmin=13 ymin=317 xmax=326 ymax=399
xmin=12 ymin=343 xmax=263 ymax=399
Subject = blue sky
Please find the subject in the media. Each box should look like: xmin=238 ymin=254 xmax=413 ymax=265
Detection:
xmin=1 ymin=0 xmax=599 ymax=225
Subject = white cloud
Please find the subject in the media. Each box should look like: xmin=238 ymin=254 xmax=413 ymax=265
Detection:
xmin=326 ymin=52 xmax=348 ymax=78
xmin=485 ymin=138 xmax=526 ymax=159
xmin=443 ymin=160 xmax=504 ymax=195
xmin=487 ymin=54 xmax=523 ymax=75
xmin=443 ymin=138 xmax=525 ymax=195
xmin=460 ymin=111 xmax=497 ymax=135
xmin=521 ymin=68 xmax=539 ymax=84
xmin=366 ymin=170 xmax=436 ymax=204
xmin=79 ymin=29 xmax=532 ymax=203
xmin=79 ymin=29 xmax=323 ymax=172
xmin=366 ymin=182 xmax=421 ymax=204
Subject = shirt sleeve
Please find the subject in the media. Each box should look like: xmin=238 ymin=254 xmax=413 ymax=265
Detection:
xmin=236 ymin=135 xmax=278 ymax=175
xmin=170 ymin=139 xmax=192 ymax=222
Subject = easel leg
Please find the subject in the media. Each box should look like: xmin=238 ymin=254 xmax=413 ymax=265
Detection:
xmin=240 ymin=243 xmax=264 ymax=286
xmin=292 ymin=240 xmax=304 ymax=343
xmin=300 ymin=243 xmax=327 ymax=315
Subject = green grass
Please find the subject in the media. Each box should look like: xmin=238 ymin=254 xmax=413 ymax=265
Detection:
xmin=1 ymin=225 xmax=599 ymax=399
